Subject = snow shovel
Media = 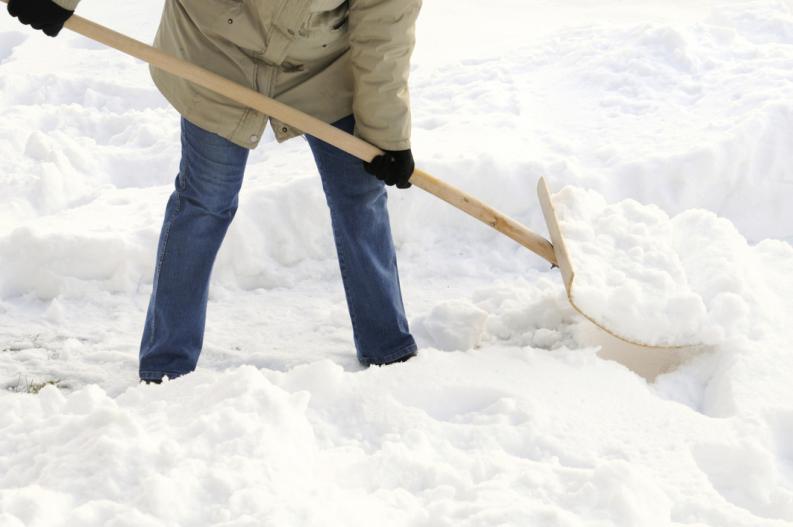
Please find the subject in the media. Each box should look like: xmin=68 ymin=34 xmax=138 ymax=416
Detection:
xmin=3 ymin=6 xmax=670 ymax=348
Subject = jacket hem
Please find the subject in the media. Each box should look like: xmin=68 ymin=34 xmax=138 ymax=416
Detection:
xmin=53 ymin=0 xmax=80 ymax=11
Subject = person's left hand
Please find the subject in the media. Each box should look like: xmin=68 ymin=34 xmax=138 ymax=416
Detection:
xmin=363 ymin=149 xmax=414 ymax=189
xmin=7 ymin=0 xmax=74 ymax=37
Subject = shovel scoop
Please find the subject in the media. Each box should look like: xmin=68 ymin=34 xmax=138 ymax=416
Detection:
xmin=539 ymin=180 xmax=705 ymax=348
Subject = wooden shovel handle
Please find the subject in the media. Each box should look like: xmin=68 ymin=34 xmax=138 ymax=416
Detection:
xmin=5 ymin=5 xmax=557 ymax=265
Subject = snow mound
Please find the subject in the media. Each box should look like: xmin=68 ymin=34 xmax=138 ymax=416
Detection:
xmin=554 ymin=186 xmax=793 ymax=347
xmin=412 ymin=299 xmax=489 ymax=351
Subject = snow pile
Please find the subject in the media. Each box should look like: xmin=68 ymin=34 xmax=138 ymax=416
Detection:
xmin=411 ymin=299 xmax=489 ymax=351
xmin=7 ymin=355 xmax=793 ymax=526
xmin=554 ymin=186 xmax=793 ymax=347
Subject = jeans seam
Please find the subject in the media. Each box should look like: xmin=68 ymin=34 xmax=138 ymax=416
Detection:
xmin=326 ymin=195 xmax=363 ymax=356
xmin=149 ymin=190 xmax=181 ymax=344
xmin=178 ymin=164 xmax=187 ymax=191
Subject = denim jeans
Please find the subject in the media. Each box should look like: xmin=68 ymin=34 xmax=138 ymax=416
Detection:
xmin=139 ymin=116 xmax=417 ymax=381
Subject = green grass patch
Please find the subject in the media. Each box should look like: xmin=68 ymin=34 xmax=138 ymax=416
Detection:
xmin=6 ymin=376 xmax=64 ymax=394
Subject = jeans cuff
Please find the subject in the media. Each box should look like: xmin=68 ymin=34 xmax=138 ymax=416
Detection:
xmin=363 ymin=340 xmax=418 ymax=367
xmin=139 ymin=370 xmax=187 ymax=382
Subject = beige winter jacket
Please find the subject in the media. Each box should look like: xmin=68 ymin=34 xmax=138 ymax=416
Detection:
xmin=55 ymin=0 xmax=421 ymax=150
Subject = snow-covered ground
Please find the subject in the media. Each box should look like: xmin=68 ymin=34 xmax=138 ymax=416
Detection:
xmin=2 ymin=1 xmax=793 ymax=525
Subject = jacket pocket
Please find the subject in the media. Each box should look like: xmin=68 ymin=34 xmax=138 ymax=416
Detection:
xmin=300 ymin=2 xmax=349 ymax=37
xmin=287 ymin=2 xmax=349 ymax=62
xmin=179 ymin=0 xmax=267 ymax=54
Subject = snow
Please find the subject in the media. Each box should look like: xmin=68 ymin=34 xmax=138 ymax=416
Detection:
xmin=412 ymin=299 xmax=489 ymax=351
xmin=2 ymin=0 xmax=793 ymax=525
xmin=553 ymin=185 xmax=793 ymax=348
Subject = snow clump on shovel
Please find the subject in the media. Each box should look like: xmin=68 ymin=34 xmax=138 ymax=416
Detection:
xmin=553 ymin=186 xmax=783 ymax=348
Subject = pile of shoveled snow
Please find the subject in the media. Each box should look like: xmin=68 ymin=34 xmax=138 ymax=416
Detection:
xmin=553 ymin=185 xmax=793 ymax=348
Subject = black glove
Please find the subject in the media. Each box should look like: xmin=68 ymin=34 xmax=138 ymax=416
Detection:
xmin=363 ymin=149 xmax=414 ymax=189
xmin=7 ymin=0 xmax=74 ymax=37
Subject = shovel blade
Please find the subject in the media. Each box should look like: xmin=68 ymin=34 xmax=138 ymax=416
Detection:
xmin=537 ymin=177 xmax=701 ymax=350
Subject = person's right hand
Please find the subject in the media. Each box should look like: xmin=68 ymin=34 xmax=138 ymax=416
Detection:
xmin=7 ymin=0 xmax=74 ymax=37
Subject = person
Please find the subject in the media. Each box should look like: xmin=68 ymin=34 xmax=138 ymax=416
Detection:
xmin=8 ymin=0 xmax=422 ymax=382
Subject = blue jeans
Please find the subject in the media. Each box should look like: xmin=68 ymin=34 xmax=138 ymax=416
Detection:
xmin=139 ymin=116 xmax=417 ymax=381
